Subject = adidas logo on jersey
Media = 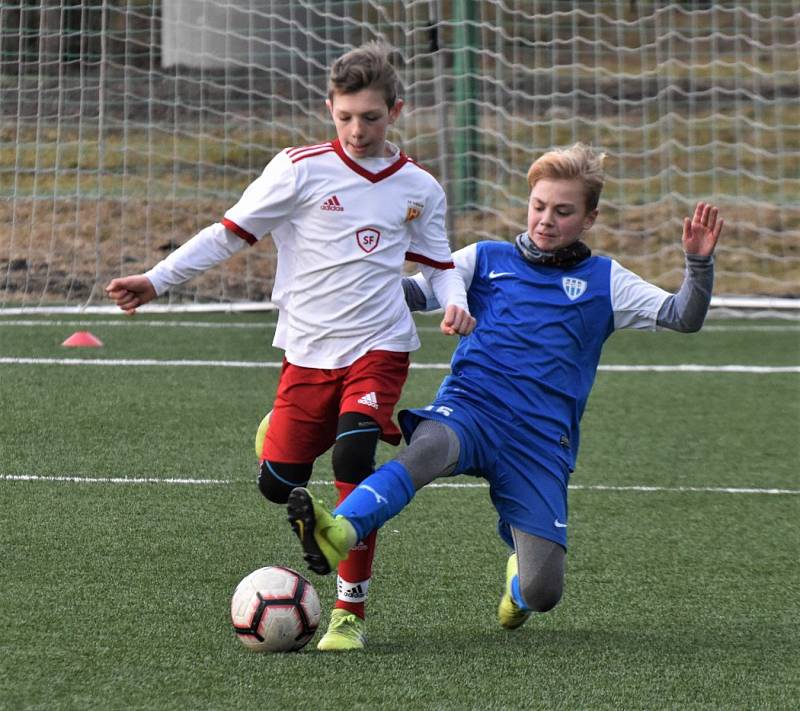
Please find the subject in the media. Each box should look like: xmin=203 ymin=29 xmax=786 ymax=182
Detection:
xmin=357 ymin=391 xmax=379 ymax=409
xmin=321 ymin=195 xmax=344 ymax=211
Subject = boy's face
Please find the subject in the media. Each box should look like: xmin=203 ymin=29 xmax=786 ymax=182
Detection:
xmin=527 ymin=178 xmax=598 ymax=252
xmin=327 ymin=88 xmax=403 ymax=159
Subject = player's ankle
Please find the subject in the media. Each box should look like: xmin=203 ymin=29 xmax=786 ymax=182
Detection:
xmin=327 ymin=515 xmax=358 ymax=556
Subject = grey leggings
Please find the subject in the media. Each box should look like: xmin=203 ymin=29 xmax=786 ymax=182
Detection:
xmin=396 ymin=419 xmax=565 ymax=612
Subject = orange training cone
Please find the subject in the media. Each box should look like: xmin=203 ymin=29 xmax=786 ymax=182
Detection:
xmin=62 ymin=331 xmax=104 ymax=348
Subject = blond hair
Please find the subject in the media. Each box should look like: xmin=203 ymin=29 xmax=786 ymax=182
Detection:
xmin=527 ymin=143 xmax=607 ymax=211
xmin=328 ymin=41 xmax=402 ymax=108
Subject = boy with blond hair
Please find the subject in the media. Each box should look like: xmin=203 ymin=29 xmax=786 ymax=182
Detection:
xmin=286 ymin=142 xmax=723 ymax=636
xmin=106 ymin=42 xmax=474 ymax=651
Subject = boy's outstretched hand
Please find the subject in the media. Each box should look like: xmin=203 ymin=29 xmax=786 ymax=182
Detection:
xmin=440 ymin=304 xmax=476 ymax=336
xmin=105 ymin=275 xmax=157 ymax=314
xmin=683 ymin=202 xmax=724 ymax=257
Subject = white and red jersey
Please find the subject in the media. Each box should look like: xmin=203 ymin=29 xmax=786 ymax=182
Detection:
xmin=147 ymin=139 xmax=466 ymax=369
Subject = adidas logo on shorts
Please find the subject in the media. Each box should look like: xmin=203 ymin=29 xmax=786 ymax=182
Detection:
xmin=357 ymin=391 xmax=379 ymax=409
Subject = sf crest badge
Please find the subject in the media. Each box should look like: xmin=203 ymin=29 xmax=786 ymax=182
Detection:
xmin=356 ymin=228 xmax=381 ymax=253
xmin=562 ymin=276 xmax=587 ymax=301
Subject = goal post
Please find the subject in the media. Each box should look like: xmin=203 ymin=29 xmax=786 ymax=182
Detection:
xmin=1 ymin=1 xmax=798 ymax=312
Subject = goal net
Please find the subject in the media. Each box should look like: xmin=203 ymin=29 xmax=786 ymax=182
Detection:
xmin=1 ymin=1 xmax=798 ymax=310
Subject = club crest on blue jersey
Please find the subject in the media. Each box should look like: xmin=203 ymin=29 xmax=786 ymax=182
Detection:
xmin=562 ymin=276 xmax=587 ymax=301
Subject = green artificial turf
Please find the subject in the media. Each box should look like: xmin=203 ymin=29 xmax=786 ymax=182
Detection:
xmin=1 ymin=313 xmax=798 ymax=710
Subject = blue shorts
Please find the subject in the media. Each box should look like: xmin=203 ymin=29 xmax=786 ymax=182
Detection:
xmin=399 ymin=392 xmax=570 ymax=550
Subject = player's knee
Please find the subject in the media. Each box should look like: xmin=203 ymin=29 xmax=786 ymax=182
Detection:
xmin=331 ymin=413 xmax=379 ymax=484
xmin=519 ymin=575 xmax=563 ymax=613
xmin=257 ymin=460 xmax=312 ymax=505
xmin=331 ymin=435 xmax=376 ymax=484
xmin=399 ymin=419 xmax=459 ymax=481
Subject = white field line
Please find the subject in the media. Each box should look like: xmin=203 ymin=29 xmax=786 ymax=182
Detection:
xmin=0 ymin=474 xmax=230 ymax=485
xmin=597 ymin=364 xmax=799 ymax=373
xmin=1 ymin=318 xmax=798 ymax=333
xmin=0 ymin=320 xmax=445 ymax=334
xmin=0 ymin=319 xmax=278 ymax=329
xmin=0 ymin=356 xmax=797 ymax=373
xmin=0 ymin=357 xmax=285 ymax=368
xmin=1 ymin=473 xmax=798 ymax=495
xmin=702 ymin=324 xmax=800 ymax=332
xmin=0 ymin=296 xmax=796 ymax=315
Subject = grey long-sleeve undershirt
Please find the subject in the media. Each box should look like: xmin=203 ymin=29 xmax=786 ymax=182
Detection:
xmin=402 ymin=253 xmax=715 ymax=333
xmin=655 ymin=253 xmax=714 ymax=332
xmin=401 ymin=277 xmax=428 ymax=313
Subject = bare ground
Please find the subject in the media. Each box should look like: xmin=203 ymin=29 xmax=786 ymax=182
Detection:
xmin=1 ymin=196 xmax=798 ymax=306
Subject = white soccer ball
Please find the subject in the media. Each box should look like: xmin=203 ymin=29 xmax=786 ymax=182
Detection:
xmin=231 ymin=566 xmax=321 ymax=652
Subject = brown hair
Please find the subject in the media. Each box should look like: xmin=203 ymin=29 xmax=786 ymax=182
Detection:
xmin=527 ymin=143 xmax=607 ymax=211
xmin=328 ymin=41 xmax=402 ymax=108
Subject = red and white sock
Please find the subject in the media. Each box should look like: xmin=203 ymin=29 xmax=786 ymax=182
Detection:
xmin=333 ymin=480 xmax=377 ymax=620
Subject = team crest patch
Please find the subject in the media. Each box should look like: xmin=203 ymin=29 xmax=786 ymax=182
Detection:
xmin=356 ymin=228 xmax=381 ymax=253
xmin=562 ymin=276 xmax=587 ymax=301
xmin=405 ymin=200 xmax=424 ymax=222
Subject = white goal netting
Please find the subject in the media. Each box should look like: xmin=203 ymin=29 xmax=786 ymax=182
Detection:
xmin=1 ymin=1 xmax=798 ymax=309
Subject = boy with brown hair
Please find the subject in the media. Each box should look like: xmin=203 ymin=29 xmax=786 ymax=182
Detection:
xmin=106 ymin=42 xmax=474 ymax=651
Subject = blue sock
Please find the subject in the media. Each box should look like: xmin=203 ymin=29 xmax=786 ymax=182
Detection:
xmin=333 ymin=461 xmax=416 ymax=541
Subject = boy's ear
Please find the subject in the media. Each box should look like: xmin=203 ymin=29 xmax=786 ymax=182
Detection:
xmin=388 ymin=98 xmax=404 ymax=124
xmin=325 ymin=98 xmax=334 ymax=116
xmin=583 ymin=208 xmax=599 ymax=231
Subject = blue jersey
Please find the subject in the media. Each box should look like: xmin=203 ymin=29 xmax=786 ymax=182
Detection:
xmin=402 ymin=239 xmax=672 ymax=545
xmin=443 ymin=241 xmax=615 ymax=468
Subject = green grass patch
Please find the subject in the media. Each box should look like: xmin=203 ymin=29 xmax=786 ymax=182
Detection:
xmin=1 ymin=314 xmax=798 ymax=710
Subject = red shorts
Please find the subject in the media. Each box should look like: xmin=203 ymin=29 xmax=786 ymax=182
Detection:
xmin=262 ymin=350 xmax=410 ymax=464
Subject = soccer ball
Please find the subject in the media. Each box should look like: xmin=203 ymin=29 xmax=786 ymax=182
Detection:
xmin=231 ymin=566 xmax=321 ymax=652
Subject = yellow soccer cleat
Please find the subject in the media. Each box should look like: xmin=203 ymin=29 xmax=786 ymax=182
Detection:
xmin=316 ymin=609 xmax=366 ymax=652
xmin=287 ymin=488 xmax=357 ymax=575
xmin=498 ymin=553 xmax=532 ymax=630
xmin=254 ymin=409 xmax=272 ymax=458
